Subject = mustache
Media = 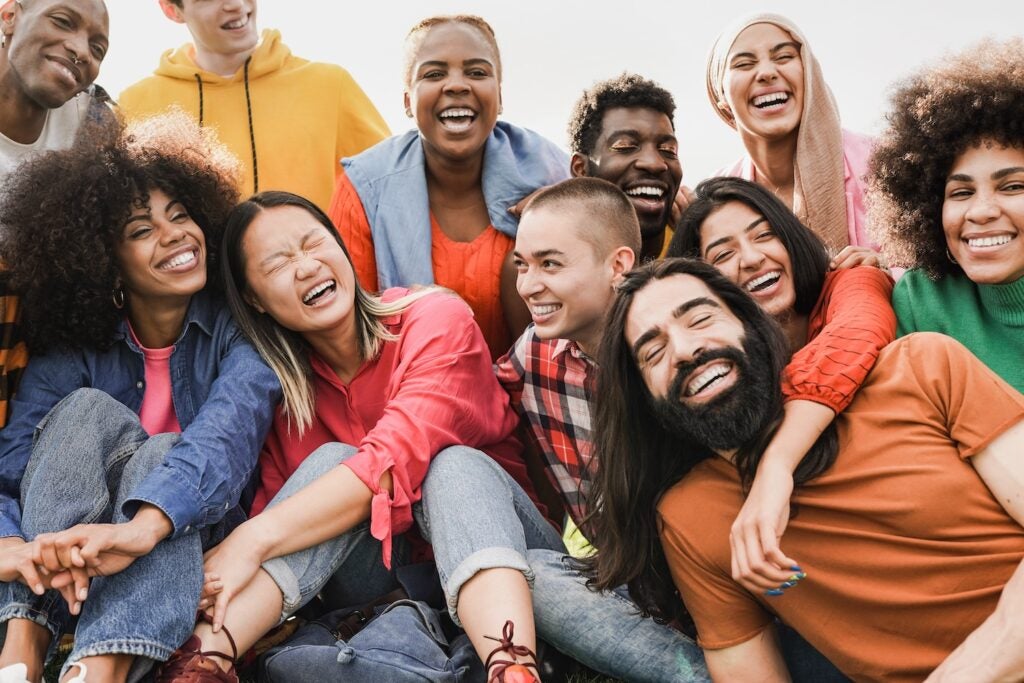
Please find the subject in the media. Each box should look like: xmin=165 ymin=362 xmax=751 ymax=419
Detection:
xmin=667 ymin=346 xmax=747 ymax=400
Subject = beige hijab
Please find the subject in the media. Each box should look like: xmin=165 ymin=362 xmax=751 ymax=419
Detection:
xmin=706 ymin=13 xmax=849 ymax=251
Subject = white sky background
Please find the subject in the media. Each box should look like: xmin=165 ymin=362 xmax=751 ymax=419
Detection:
xmin=104 ymin=1 xmax=1023 ymax=182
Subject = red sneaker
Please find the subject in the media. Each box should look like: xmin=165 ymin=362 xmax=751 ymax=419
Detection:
xmin=156 ymin=613 xmax=239 ymax=683
xmin=484 ymin=620 xmax=540 ymax=683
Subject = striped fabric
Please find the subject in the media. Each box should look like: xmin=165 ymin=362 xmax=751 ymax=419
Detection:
xmin=496 ymin=327 xmax=597 ymax=529
xmin=0 ymin=271 xmax=27 ymax=428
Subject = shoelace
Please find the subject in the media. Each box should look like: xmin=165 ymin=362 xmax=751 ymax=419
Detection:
xmin=483 ymin=620 xmax=539 ymax=683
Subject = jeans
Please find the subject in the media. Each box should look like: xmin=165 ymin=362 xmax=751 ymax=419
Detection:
xmin=529 ymin=549 xmax=710 ymax=682
xmin=0 ymin=389 xmax=233 ymax=682
xmin=415 ymin=446 xmax=565 ymax=624
xmin=260 ymin=443 xmax=409 ymax=622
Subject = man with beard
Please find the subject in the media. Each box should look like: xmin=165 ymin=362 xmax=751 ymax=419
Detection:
xmin=567 ymin=73 xmax=685 ymax=261
xmin=587 ymin=257 xmax=1024 ymax=682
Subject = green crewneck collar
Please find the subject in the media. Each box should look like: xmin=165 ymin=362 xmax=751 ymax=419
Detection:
xmin=978 ymin=275 xmax=1024 ymax=327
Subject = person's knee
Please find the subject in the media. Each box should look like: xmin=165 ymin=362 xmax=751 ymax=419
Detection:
xmin=423 ymin=446 xmax=500 ymax=497
xmin=43 ymin=388 xmax=125 ymax=427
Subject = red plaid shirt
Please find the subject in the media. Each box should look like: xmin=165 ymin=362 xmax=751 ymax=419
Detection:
xmin=496 ymin=327 xmax=596 ymax=528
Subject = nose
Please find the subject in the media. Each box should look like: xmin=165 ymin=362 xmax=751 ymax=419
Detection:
xmin=736 ymin=239 xmax=766 ymax=271
xmin=754 ymin=57 xmax=779 ymax=83
xmin=65 ymin=33 xmax=92 ymax=72
xmin=964 ymin=192 xmax=1001 ymax=225
xmin=516 ymin=266 xmax=543 ymax=299
xmin=443 ymin=70 xmax=470 ymax=95
xmin=667 ymin=326 xmax=705 ymax=367
xmin=159 ymin=222 xmax=188 ymax=246
xmin=635 ymin=143 xmax=669 ymax=174
xmin=295 ymin=253 xmax=321 ymax=280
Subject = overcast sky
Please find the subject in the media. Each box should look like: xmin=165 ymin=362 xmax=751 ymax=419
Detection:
xmin=104 ymin=1 xmax=1022 ymax=182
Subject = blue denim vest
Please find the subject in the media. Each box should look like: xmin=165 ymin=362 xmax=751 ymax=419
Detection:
xmin=0 ymin=292 xmax=281 ymax=538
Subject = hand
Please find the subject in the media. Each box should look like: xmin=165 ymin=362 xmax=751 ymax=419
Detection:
xmin=202 ymin=522 xmax=267 ymax=632
xmin=829 ymin=246 xmax=885 ymax=271
xmin=730 ymin=464 xmax=803 ymax=595
xmin=197 ymin=571 xmax=224 ymax=612
xmin=507 ymin=186 xmax=548 ymax=218
xmin=0 ymin=536 xmax=87 ymax=613
xmin=670 ymin=184 xmax=695 ymax=228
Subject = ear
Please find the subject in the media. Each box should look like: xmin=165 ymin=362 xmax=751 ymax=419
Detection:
xmin=1 ymin=0 xmax=18 ymax=34
xmin=403 ymin=91 xmax=412 ymax=118
xmin=570 ymin=153 xmax=588 ymax=178
xmin=158 ymin=0 xmax=186 ymax=24
xmin=717 ymin=99 xmax=735 ymax=125
xmin=244 ymin=291 xmax=266 ymax=314
xmin=609 ymin=246 xmax=637 ymax=286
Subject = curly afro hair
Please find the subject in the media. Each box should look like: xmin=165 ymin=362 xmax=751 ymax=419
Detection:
xmin=868 ymin=38 xmax=1024 ymax=278
xmin=0 ymin=112 xmax=240 ymax=353
xmin=568 ymin=73 xmax=675 ymax=156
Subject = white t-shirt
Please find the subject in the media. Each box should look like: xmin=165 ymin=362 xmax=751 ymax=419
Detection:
xmin=0 ymin=93 xmax=91 ymax=187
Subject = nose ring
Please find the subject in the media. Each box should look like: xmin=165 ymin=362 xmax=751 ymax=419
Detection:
xmin=72 ymin=56 xmax=82 ymax=65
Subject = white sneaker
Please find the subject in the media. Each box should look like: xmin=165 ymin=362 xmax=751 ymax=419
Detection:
xmin=65 ymin=662 xmax=89 ymax=683
xmin=0 ymin=663 xmax=29 ymax=683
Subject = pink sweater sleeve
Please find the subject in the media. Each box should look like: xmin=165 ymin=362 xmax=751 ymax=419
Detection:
xmin=782 ymin=267 xmax=896 ymax=413
xmin=342 ymin=294 xmax=519 ymax=566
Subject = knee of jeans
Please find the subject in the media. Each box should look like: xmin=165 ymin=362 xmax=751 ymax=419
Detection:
xmin=119 ymin=432 xmax=179 ymax=483
xmin=36 ymin=388 xmax=127 ymax=435
xmin=423 ymin=445 xmax=498 ymax=498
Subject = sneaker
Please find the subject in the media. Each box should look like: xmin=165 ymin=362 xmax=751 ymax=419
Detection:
xmin=484 ymin=620 xmax=540 ymax=683
xmin=156 ymin=613 xmax=239 ymax=683
xmin=65 ymin=662 xmax=88 ymax=683
xmin=0 ymin=664 xmax=29 ymax=683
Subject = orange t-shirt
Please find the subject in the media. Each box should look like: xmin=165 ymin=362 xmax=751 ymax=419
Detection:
xmin=328 ymin=168 xmax=512 ymax=360
xmin=659 ymin=333 xmax=1024 ymax=682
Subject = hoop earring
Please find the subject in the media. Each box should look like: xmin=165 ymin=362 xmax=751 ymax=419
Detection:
xmin=112 ymin=285 xmax=126 ymax=309
xmin=946 ymin=248 xmax=958 ymax=265
xmin=1 ymin=33 xmax=7 ymax=49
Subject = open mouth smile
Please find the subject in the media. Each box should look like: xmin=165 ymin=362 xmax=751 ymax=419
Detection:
xmin=684 ymin=361 xmax=734 ymax=398
xmin=751 ymin=92 xmax=791 ymax=111
xmin=964 ymin=234 xmax=1014 ymax=249
xmin=438 ymin=107 xmax=477 ymax=133
xmin=743 ymin=270 xmax=782 ymax=293
xmin=157 ymin=248 xmax=199 ymax=272
xmin=302 ymin=279 xmax=337 ymax=306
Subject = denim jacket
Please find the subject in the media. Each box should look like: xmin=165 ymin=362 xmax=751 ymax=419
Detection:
xmin=0 ymin=292 xmax=281 ymax=539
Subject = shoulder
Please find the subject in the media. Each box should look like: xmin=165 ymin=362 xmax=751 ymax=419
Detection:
xmin=342 ymin=130 xmax=422 ymax=182
xmin=894 ymin=269 xmax=969 ymax=306
xmin=840 ymin=129 xmax=876 ymax=173
xmin=491 ymin=120 xmax=569 ymax=168
xmin=872 ymin=332 xmax=976 ymax=384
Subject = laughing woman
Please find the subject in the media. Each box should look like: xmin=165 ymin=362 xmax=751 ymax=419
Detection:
xmin=667 ymin=176 xmax=895 ymax=599
xmin=870 ymin=39 xmax=1024 ymax=393
xmin=706 ymin=13 xmax=877 ymax=261
xmin=0 ymin=117 xmax=280 ymax=683
xmin=164 ymin=192 xmax=560 ymax=683
xmin=328 ymin=14 xmax=568 ymax=359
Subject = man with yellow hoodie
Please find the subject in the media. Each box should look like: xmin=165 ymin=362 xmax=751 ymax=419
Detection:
xmin=119 ymin=0 xmax=389 ymax=211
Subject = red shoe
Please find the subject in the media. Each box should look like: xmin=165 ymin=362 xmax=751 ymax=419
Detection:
xmin=156 ymin=613 xmax=239 ymax=683
xmin=484 ymin=620 xmax=540 ymax=683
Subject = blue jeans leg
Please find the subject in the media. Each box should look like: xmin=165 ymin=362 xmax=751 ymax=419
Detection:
xmin=414 ymin=445 xmax=564 ymax=625
xmin=0 ymin=389 xmax=208 ymax=682
xmin=529 ymin=548 xmax=711 ymax=683
xmin=259 ymin=443 xmax=407 ymax=622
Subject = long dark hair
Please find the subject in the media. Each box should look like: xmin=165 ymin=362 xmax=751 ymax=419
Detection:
xmin=583 ymin=258 xmax=837 ymax=624
xmin=667 ymin=177 xmax=830 ymax=316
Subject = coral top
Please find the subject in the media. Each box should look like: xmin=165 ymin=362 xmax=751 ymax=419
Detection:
xmin=330 ymin=168 xmax=513 ymax=359
xmin=783 ymin=266 xmax=896 ymax=413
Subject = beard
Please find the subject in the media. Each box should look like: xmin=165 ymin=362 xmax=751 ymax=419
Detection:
xmin=648 ymin=328 xmax=779 ymax=452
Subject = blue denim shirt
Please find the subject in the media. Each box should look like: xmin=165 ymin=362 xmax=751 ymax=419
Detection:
xmin=0 ymin=292 xmax=281 ymax=539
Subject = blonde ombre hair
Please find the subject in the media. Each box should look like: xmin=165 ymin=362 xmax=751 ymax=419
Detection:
xmin=221 ymin=191 xmax=438 ymax=434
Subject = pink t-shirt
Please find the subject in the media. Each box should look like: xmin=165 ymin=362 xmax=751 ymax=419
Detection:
xmin=129 ymin=325 xmax=182 ymax=436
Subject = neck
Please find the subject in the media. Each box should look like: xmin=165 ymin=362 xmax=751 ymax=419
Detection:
xmin=0 ymin=69 xmax=49 ymax=144
xmin=575 ymin=329 xmax=601 ymax=361
xmin=423 ymin=147 xmax=485 ymax=198
xmin=777 ymin=309 xmax=810 ymax=351
xmin=192 ymin=45 xmax=255 ymax=78
xmin=742 ymin=132 xmax=798 ymax=206
xmin=640 ymin=227 xmax=667 ymax=261
xmin=128 ymin=297 xmax=192 ymax=348
xmin=303 ymin=318 xmax=363 ymax=384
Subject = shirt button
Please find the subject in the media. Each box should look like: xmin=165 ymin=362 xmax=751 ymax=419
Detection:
xmin=224 ymin=503 xmax=230 ymax=510
xmin=183 ymin=525 xmax=191 ymax=533
xmin=136 ymin=380 xmax=144 ymax=389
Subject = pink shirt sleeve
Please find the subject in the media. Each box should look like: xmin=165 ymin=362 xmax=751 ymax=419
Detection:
xmin=342 ymin=293 xmax=519 ymax=567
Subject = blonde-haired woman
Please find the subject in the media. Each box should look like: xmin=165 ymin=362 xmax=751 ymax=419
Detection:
xmin=706 ymin=13 xmax=877 ymax=262
xmin=157 ymin=192 xmax=560 ymax=683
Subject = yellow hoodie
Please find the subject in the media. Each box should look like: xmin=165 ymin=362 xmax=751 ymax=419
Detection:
xmin=119 ymin=30 xmax=389 ymax=210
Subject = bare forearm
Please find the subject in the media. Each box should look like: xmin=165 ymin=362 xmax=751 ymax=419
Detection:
xmin=245 ymin=463 xmax=386 ymax=561
xmin=759 ymin=400 xmax=836 ymax=474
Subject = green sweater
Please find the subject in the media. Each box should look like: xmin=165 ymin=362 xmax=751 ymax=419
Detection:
xmin=893 ymin=269 xmax=1024 ymax=393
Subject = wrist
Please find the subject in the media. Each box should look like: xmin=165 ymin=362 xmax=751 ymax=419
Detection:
xmin=237 ymin=517 xmax=276 ymax=562
xmin=128 ymin=505 xmax=174 ymax=549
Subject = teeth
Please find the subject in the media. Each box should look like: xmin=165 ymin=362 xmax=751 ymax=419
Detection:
xmin=686 ymin=363 xmax=731 ymax=397
xmin=745 ymin=271 xmax=780 ymax=292
xmin=531 ymin=304 xmax=560 ymax=316
xmin=626 ymin=186 xmax=665 ymax=198
xmin=753 ymin=92 xmax=789 ymax=107
xmin=439 ymin=108 xmax=475 ymax=119
xmin=966 ymin=235 xmax=1012 ymax=248
xmin=303 ymin=280 xmax=335 ymax=304
xmin=160 ymin=251 xmax=196 ymax=270
xmin=223 ymin=16 xmax=248 ymax=29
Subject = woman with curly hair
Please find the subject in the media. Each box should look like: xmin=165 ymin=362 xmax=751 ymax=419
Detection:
xmin=328 ymin=14 xmax=568 ymax=360
xmin=706 ymin=13 xmax=879 ymax=265
xmin=0 ymin=115 xmax=280 ymax=683
xmin=870 ymin=38 xmax=1024 ymax=393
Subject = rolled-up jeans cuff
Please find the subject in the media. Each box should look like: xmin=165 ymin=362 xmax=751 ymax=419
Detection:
xmin=261 ymin=557 xmax=301 ymax=622
xmin=445 ymin=547 xmax=533 ymax=627
xmin=0 ymin=592 xmax=64 ymax=649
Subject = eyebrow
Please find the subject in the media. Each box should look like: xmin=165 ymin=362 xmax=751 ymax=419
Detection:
xmin=259 ymin=229 xmax=320 ymax=266
xmin=417 ymin=57 xmax=494 ymax=70
xmin=516 ymin=248 xmax=567 ymax=260
xmin=729 ymin=41 xmax=801 ymax=62
xmin=631 ymin=296 xmax=721 ymax=358
xmin=702 ymin=216 xmax=768 ymax=258
xmin=948 ymin=166 xmax=1024 ymax=183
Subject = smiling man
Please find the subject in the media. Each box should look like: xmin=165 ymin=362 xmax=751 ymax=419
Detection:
xmin=568 ymin=73 xmax=683 ymax=261
xmin=0 ymin=0 xmax=111 ymax=428
xmin=588 ymin=257 xmax=1024 ymax=681
xmin=119 ymin=0 xmax=389 ymax=211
